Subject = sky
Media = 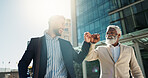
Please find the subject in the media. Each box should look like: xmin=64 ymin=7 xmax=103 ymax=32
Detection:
xmin=0 ymin=0 xmax=71 ymax=69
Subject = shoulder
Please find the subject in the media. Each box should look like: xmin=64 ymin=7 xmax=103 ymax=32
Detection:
xmin=31 ymin=37 xmax=40 ymax=40
xmin=31 ymin=35 xmax=46 ymax=41
xmin=95 ymin=46 xmax=108 ymax=51
xmin=29 ymin=36 xmax=44 ymax=44
xmin=58 ymin=38 xmax=73 ymax=48
xmin=59 ymin=38 xmax=70 ymax=43
xmin=97 ymin=46 xmax=108 ymax=49
xmin=30 ymin=37 xmax=41 ymax=42
xmin=121 ymin=44 xmax=133 ymax=50
xmin=120 ymin=44 xmax=134 ymax=54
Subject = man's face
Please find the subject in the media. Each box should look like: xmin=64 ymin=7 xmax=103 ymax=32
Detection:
xmin=106 ymin=28 xmax=119 ymax=45
xmin=52 ymin=18 xmax=65 ymax=36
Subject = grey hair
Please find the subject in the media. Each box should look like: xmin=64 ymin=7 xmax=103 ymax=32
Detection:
xmin=106 ymin=25 xmax=122 ymax=35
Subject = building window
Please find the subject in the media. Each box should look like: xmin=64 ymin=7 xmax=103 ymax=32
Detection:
xmin=135 ymin=12 xmax=147 ymax=30
xmin=64 ymin=28 xmax=69 ymax=31
xmin=65 ymin=23 xmax=68 ymax=26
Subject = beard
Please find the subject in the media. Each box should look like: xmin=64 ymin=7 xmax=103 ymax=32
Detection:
xmin=53 ymin=28 xmax=62 ymax=36
xmin=106 ymin=35 xmax=118 ymax=45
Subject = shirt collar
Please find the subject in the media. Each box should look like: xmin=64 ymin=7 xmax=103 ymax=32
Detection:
xmin=108 ymin=43 xmax=120 ymax=48
xmin=44 ymin=31 xmax=59 ymax=41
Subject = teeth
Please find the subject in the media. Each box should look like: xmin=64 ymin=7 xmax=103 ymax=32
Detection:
xmin=108 ymin=37 xmax=112 ymax=38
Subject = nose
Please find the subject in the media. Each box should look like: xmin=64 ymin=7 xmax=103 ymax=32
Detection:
xmin=107 ymin=33 xmax=112 ymax=37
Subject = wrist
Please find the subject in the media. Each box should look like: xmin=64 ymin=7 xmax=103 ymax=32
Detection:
xmin=90 ymin=42 xmax=97 ymax=44
xmin=84 ymin=41 xmax=90 ymax=43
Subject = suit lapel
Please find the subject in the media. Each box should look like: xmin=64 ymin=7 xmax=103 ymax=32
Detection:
xmin=58 ymin=38 xmax=65 ymax=58
xmin=58 ymin=38 xmax=75 ymax=78
xmin=34 ymin=37 xmax=41 ymax=78
xmin=59 ymin=39 xmax=74 ymax=66
xmin=106 ymin=44 xmax=124 ymax=63
xmin=58 ymin=38 xmax=70 ymax=64
xmin=106 ymin=46 xmax=115 ymax=63
xmin=38 ymin=36 xmax=47 ymax=77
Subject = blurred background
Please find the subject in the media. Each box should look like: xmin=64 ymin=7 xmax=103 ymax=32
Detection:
xmin=0 ymin=0 xmax=148 ymax=78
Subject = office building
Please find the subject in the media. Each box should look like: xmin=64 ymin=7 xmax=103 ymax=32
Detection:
xmin=71 ymin=0 xmax=148 ymax=78
xmin=61 ymin=19 xmax=72 ymax=43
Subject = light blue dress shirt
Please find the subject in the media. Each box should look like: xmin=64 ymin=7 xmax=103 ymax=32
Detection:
xmin=44 ymin=32 xmax=67 ymax=78
xmin=110 ymin=44 xmax=120 ymax=63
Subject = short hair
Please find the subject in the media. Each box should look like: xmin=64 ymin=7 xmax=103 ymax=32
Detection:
xmin=106 ymin=25 xmax=122 ymax=35
xmin=48 ymin=15 xmax=65 ymax=25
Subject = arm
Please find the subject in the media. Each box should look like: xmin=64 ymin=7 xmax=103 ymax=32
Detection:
xmin=85 ymin=43 xmax=99 ymax=61
xmin=18 ymin=38 xmax=35 ymax=78
xmin=129 ymin=47 xmax=144 ymax=78
xmin=72 ymin=32 xmax=100 ymax=63
xmin=71 ymin=41 xmax=91 ymax=64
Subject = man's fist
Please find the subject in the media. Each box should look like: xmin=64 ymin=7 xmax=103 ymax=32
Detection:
xmin=84 ymin=32 xmax=100 ymax=43
xmin=84 ymin=32 xmax=91 ymax=43
xmin=90 ymin=34 xmax=100 ymax=44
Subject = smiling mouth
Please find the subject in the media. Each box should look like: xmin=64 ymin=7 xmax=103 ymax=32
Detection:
xmin=59 ymin=29 xmax=63 ymax=33
xmin=107 ymin=36 xmax=113 ymax=39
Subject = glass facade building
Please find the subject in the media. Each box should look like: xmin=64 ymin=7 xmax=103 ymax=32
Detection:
xmin=76 ymin=0 xmax=148 ymax=46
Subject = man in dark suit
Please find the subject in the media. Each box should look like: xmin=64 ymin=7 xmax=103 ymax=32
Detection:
xmin=18 ymin=15 xmax=91 ymax=78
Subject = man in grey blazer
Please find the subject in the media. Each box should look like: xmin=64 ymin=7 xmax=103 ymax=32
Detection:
xmin=85 ymin=25 xmax=144 ymax=78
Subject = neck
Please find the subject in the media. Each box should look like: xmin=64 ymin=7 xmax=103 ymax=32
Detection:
xmin=47 ymin=30 xmax=56 ymax=38
xmin=112 ymin=42 xmax=119 ymax=47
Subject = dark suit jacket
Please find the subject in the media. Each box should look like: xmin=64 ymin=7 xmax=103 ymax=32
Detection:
xmin=18 ymin=35 xmax=90 ymax=78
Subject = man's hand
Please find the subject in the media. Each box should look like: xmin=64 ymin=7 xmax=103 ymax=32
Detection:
xmin=84 ymin=32 xmax=91 ymax=43
xmin=90 ymin=34 xmax=100 ymax=44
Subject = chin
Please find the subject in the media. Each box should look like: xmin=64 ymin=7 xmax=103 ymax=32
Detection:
xmin=106 ymin=38 xmax=117 ymax=45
